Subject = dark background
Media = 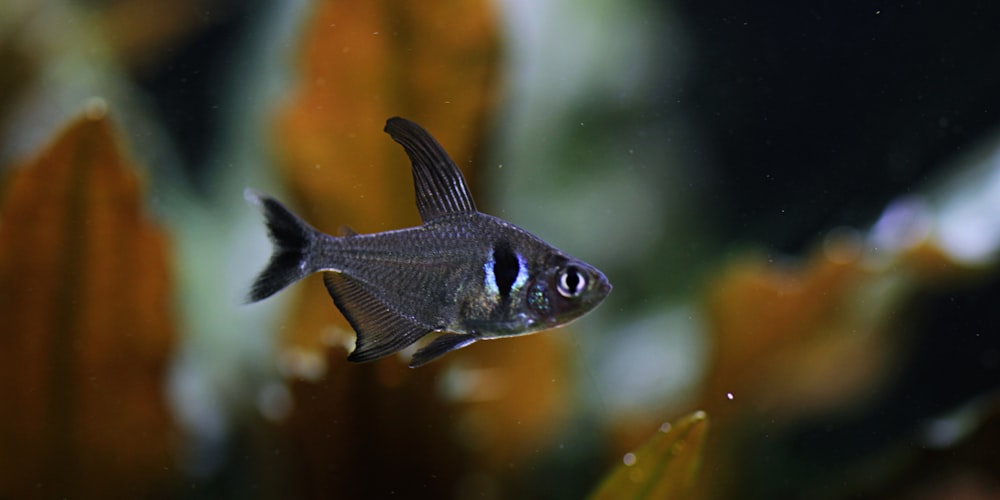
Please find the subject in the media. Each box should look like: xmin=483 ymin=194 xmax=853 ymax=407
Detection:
xmin=672 ymin=0 xmax=1000 ymax=251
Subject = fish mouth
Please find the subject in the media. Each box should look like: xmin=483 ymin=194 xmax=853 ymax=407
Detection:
xmin=593 ymin=279 xmax=612 ymax=301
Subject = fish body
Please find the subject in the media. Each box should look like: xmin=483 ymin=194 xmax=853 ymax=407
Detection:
xmin=247 ymin=117 xmax=611 ymax=367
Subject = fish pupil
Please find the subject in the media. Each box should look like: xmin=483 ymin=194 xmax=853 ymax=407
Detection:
xmin=492 ymin=241 xmax=520 ymax=298
xmin=558 ymin=266 xmax=586 ymax=298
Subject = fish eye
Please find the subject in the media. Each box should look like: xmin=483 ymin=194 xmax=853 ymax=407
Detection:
xmin=557 ymin=266 xmax=587 ymax=298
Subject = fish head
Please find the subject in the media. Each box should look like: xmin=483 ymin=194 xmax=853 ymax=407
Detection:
xmin=523 ymin=253 xmax=611 ymax=329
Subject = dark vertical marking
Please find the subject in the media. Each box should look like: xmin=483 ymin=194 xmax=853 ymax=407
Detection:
xmin=492 ymin=240 xmax=519 ymax=298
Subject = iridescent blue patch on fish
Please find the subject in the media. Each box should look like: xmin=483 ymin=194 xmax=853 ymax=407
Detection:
xmin=513 ymin=252 xmax=529 ymax=294
xmin=483 ymin=255 xmax=499 ymax=296
xmin=527 ymin=283 xmax=550 ymax=316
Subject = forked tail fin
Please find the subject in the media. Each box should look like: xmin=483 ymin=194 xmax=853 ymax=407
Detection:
xmin=244 ymin=189 xmax=321 ymax=302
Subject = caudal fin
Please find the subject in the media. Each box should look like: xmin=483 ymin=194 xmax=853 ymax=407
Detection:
xmin=244 ymin=189 xmax=319 ymax=303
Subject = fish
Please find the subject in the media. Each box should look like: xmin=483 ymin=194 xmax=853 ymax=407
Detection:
xmin=246 ymin=117 xmax=611 ymax=368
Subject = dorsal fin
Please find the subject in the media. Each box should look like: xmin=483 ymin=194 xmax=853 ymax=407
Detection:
xmin=323 ymin=272 xmax=432 ymax=362
xmin=384 ymin=117 xmax=477 ymax=222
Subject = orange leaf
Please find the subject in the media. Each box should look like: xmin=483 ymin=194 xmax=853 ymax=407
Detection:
xmin=0 ymin=112 xmax=176 ymax=497
xmin=275 ymin=0 xmax=499 ymax=229
xmin=699 ymin=243 xmax=897 ymax=422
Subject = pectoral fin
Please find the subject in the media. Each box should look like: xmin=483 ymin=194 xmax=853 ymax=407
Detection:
xmin=323 ymin=272 xmax=431 ymax=363
xmin=409 ymin=333 xmax=478 ymax=368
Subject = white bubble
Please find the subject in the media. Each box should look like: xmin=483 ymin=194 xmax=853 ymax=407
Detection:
xmin=84 ymin=96 xmax=108 ymax=120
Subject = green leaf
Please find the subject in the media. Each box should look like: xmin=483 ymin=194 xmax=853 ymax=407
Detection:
xmin=590 ymin=411 xmax=710 ymax=500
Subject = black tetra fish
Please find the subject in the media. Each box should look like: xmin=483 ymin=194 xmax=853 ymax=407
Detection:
xmin=246 ymin=117 xmax=611 ymax=367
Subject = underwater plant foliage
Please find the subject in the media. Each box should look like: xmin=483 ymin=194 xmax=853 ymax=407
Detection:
xmin=0 ymin=113 xmax=176 ymax=497
xmin=0 ymin=0 xmax=999 ymax=499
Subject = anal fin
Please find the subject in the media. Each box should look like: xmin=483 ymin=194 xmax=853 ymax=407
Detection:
xmin=323 ymin=272 xmax=431 ymax=363
xmin=410 ymin=333 xmax=477 ymax=368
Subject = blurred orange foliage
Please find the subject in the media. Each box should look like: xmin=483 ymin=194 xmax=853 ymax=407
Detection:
xmin=608 ymin=230 xmax=994 ymax=498
xmin=0 ymin=112 xmax=176 ymax=497
xmin=701 ymin=247 xmax=892 ymax=423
